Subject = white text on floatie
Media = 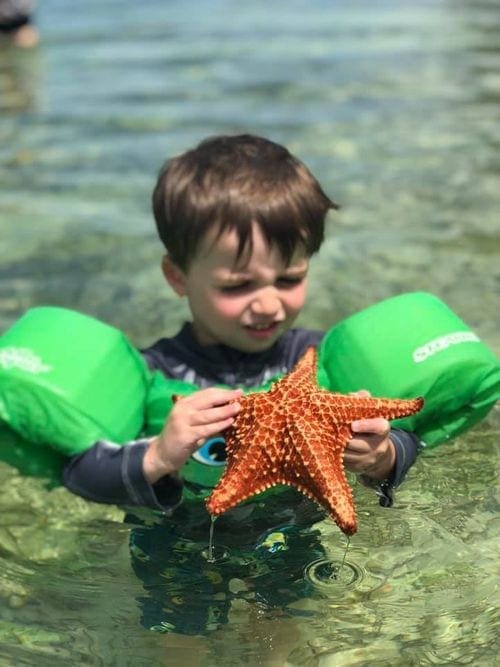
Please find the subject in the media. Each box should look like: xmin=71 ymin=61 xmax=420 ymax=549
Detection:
xmin=0 ymin=347 xmax=52 ymax=373
xmin=413 ymin=331 xmax=480 ymax=363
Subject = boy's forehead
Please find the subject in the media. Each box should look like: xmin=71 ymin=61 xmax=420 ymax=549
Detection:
xmin=191 ymin=225 xmax=241 ymax=266
xmin=194 ymin=224 xmax=308 ymax=273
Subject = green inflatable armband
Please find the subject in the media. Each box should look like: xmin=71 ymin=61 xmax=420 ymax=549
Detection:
xmin=0 ymin=307 xmax=152 ymax=468
xmin=317 ymin=292 xmax=500 ymax=447
xmin=0 ymin=423 xmax=66 ymax=483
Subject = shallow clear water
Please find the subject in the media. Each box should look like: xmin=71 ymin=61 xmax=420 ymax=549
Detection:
xmin=1 ymin=0 xmax=499 ymax=665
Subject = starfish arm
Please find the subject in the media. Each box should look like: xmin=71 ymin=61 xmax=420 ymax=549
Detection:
xmin=317 ymin=393 xmax=424 ymax=424
xmin=205 ymin=393 xmax=286 ymax=515
xmin=283 ymin=416 xmax=357 ymax=535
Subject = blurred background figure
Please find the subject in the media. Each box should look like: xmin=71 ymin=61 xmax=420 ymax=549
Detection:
xmin=0 ymin=0 xmax=38 ymax=48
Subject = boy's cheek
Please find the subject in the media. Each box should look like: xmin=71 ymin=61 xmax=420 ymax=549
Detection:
xmin=212 ymin=296 xmax=246 ymax=319
xmin=288 ymin=285 xmax=307 ymax=312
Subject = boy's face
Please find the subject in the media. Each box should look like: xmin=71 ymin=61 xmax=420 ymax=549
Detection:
xmin=164 ymin=223 xmax=309 ymax=353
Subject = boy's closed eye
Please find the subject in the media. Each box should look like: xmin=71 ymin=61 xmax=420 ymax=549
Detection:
xmin=276 ymin=276 xmax=304 ymax=287
xmin=218 ymin=276 xmax=305 ymax=294
xmin=219 ymin=282 xmax=252 ymax=294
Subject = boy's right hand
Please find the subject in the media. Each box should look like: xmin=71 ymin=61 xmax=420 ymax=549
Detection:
xmin=143 ymin=387 xmax=243 ymax=484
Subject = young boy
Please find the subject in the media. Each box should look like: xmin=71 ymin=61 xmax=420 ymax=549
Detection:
xmin=62 ymin=134 xmax=421 ymax=633
xmin=63 ymin=133 xmax=420 ymax=511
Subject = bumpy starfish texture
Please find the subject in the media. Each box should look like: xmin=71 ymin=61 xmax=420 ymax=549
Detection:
xmin=205 ymin=346 xmax=423 ymax=535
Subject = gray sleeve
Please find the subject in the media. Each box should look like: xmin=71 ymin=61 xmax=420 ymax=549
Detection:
xmin=359 ymin=428 xmax=423 ymax=508
xmin=62 ymin=440 xmax=183 ymax=512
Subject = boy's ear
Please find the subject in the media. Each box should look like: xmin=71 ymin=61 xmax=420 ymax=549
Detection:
xmin=161 ymin=255 xmax=187 ymax=296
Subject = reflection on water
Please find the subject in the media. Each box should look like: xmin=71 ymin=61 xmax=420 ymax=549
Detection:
xmin=0 ymin=0 xmax=499 ymax=664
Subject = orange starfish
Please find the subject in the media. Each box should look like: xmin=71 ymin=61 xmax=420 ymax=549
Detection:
xmin=205 ymin=347 xmax=423 ymax=535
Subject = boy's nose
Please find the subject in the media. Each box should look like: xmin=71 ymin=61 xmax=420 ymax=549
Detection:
xmin=250 ymin=288 xmax=282 ymax=317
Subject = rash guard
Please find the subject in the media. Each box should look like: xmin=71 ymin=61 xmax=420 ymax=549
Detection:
xmin=62 ymin=324 xmax=422 ymax=512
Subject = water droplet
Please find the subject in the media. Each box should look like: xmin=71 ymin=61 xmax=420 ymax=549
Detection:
xmin=200 ymin=544 xmax=230 ymax=563
xmin=304 ymin=558 xmax=364 ymax=590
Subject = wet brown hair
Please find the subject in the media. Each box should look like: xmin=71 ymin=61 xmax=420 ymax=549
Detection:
xmin=152 ymin=134 xmax=338 ymax=270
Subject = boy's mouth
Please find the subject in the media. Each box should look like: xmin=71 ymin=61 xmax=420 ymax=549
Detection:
xmin=244 ymin=322 xmax=280 ymax=338
xmin=249 ymin=323 xmax=275 ymax=330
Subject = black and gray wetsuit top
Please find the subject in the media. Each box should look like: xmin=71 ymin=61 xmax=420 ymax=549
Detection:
xmin=63 ymin=324 xmax=422 ymax=514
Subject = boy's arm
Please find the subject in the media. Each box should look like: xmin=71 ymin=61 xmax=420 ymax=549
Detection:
xmin=62 ymin=440 xmax=183 ymax=512
xmin=62 ymin=386 xmax=243 ymax=510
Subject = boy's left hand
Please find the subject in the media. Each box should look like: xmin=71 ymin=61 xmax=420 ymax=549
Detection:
xmin=343 ymin=391 xmax=396 ymax=481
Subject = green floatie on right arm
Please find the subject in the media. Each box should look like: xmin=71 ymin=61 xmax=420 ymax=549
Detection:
xmin=316 ymin=292 xmax=500 ymax=447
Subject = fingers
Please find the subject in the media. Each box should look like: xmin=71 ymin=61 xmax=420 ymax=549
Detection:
xmin=346 ymin=418 xmax=390 ymax=460
xmin=145 ymin=388 xmax=245 ymax=483
xmin=350 ymin=389 xmax=371 ymax=398
xmin=173 ymin=387 xmax=243 ymax=428
xmin=175 ymin=387 xmax=243 ymax=410
xmin=190 ymin=412 xmax=238 ymax=441
xmin=168 ymin=387 xmax=243 ymax=445
xmin=182 ymin=400 xmax=240 ymax=427
xmin=351 ymin=417 xmax=389 ymax=437
xmin=344 ymin=411 xmax=395 ymax=478
xmin=345 ymin=436 xmax=396 ymax=479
